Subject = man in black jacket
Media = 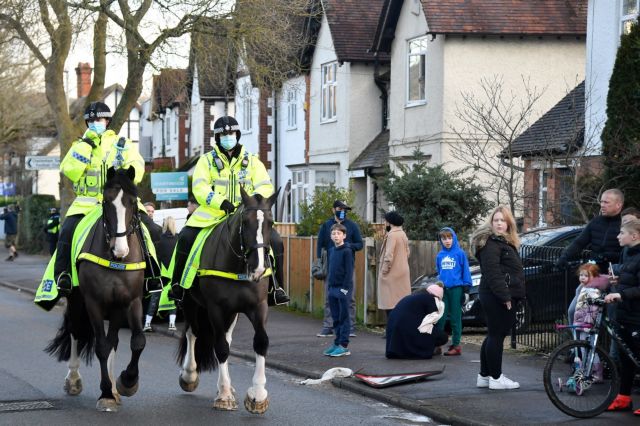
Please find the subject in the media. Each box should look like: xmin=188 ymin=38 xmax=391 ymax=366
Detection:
xmin=556 ymin=188 xmax=624 ymax=271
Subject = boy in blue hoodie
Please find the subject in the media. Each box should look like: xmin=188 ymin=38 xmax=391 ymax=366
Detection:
xmin=435 ymin=227 xmax=472 ymax=356
xmin=323 ymin=223 xmax=354 ymax=357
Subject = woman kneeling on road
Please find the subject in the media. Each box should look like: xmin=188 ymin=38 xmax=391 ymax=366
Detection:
xmin=471 ymin=206 xmax=525 ymax=390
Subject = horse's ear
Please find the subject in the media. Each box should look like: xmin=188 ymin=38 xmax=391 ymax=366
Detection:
xmin=268 ymin=187 xmax=280 ymax=208
xmin=125 ymin=166 xmax=136 ymax=182
xmin=240 ymin=185 xmax=250 ymax=204
xmin=106 ymin=167 xmax=115 ymax=181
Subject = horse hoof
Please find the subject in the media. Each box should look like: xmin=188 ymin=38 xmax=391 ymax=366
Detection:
xmin=116 ymin=376 xmax=139 ymax=397
xmin=63 ymin=377 xmax=82 ymax=396
xmin=179 ymin=374 xmax=199 ymax=392
xmin=113 ymin=391 xmax=121 ymax=405
xmin=96 ymin=398 xmax=119 ymax=412
xmin=213 ymin=397 xmax=238 ymax=411
xmin=244 ymin=394 xmax=269 ymax=414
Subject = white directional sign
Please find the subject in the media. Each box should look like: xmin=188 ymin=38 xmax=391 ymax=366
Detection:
xmin=25 ymin=156 xmax=60 ymax=170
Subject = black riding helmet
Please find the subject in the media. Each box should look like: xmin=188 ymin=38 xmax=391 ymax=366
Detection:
xmin=84 ymin=102 xmax=112 ymax=127
xmin=213 ymin=116 xmax=241 ymax=143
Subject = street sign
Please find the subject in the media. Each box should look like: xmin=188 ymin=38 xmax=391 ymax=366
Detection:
xmin=25 ymin=156 xmax=60 ymax=170
xmin=151 ymin=172 xmax=189 ymax=201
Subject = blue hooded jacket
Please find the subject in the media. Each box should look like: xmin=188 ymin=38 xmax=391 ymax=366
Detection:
xmin=436 ymin=227 xmax=472 ymax=289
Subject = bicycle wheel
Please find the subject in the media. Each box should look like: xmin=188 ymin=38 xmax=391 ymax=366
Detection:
xmin=544 ymin=340 xmax=620 ymax=418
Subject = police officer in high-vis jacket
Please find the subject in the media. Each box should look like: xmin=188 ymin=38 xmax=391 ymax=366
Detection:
xmin=168 ymin=115 xmax=289 ymax=305
xmin=55 ymin=101 xmax=160 ymax=295
xmin=44 ymin=207 xmax=60 ymax=256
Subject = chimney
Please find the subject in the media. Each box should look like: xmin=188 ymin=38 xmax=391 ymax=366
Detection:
xmin=75 ymin=62 xmax=93 ymax=98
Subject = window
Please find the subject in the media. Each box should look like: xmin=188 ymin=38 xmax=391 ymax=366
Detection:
xmin=287 ymin=89 xmax=297 ymax=129
xmin=538 ymin=170 xmax=549 ymax=227
xmin=242 ymin=84 xmax=252 ymax=132
xmin=622 ymin=0 xmax=639 ymax=35
xmin=289 ymin=167 xmax=338 ymax=222
xmin=321 ymin=62 xmax=337 ymax=121
xmin=407 ymin=36 xmax=427 ymax=104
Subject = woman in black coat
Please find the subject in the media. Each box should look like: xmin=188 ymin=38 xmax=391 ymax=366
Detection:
xmin=471 ymin=206 xmax=525 ymax=390
xmin=385 ymin=284 xmax=448 ymax=359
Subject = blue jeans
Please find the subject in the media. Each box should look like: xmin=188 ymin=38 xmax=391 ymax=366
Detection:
xmin=328 ymin=287 xmax=351 ymax=348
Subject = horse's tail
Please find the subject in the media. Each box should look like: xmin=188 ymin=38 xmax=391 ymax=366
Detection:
xmin=177 ymin=306 xmax=218 ymax=372
xmin=44 ymin=292 xmax=95 ymax=365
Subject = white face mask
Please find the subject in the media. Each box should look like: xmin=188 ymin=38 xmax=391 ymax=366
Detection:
xmin=220 ymin=134 xmax=237 ymax=150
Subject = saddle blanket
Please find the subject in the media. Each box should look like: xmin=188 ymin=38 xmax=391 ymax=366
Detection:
xmin=34 ymin=205 xmax=158 ymax=311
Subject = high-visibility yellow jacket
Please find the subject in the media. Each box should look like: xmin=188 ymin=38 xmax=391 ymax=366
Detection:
xmin=187 ymin=144 xmax=274 ymax=228
xmin=60 ymin=129 xmax=145 ymax=217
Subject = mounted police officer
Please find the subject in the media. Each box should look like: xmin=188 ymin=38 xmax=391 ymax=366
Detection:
xmin=168 ymin=115 xmax=289 ymax=305
xmin=55 ymin=101 xmax=161 ymax=296
xmin=44 ymin=207 xmax=60 ymax=256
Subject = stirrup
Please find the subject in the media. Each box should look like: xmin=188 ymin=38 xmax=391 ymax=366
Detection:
xmin=145 ymin=277 xmax=163 ymax=293
xmin=268 ymin=287 xmax=289 ymax=306
xmin=56 ymin=272 xmax=73 ymax=297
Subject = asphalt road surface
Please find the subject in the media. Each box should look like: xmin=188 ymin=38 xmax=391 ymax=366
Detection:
xmin=0 ymin=286 xmax=434 ymax=425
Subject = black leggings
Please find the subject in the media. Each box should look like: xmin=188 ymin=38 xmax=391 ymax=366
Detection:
xmin=617 ymin=323 xmax=640 ymax=396
xmin=479 ymin=292 xmax=516 ymax=379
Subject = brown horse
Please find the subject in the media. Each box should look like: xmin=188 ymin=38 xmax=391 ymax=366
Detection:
xmin=46 ymin=167 xmax=146 ymax=412
xmin=176 ymin=186 xmax=278 ymax=414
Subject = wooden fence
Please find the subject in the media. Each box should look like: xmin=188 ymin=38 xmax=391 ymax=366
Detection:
xmin=275 ymin=223 xmax=441 ymax=327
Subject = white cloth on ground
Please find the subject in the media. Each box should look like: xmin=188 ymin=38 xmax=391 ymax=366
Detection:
xmin=299 ymin=367 xmax=353 ymax=385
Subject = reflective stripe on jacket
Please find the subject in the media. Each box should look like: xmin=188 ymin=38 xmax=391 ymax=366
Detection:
xmin=61 ymin=130 xmax=145 ymax=217
xmin=187 ymin=145 xmax=274 ymax=227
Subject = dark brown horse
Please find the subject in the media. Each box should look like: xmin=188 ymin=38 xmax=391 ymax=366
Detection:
xmin=46 ymin=167 xmax=146 ymax=412
xmin=176 ymin=186 xmax=278 ymax=414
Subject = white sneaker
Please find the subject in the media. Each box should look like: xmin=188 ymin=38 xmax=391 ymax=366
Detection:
xmin=489 ymin=374 xmax=520 ymax=390
xmin=477 ymin=374 xmax=490 ymax=388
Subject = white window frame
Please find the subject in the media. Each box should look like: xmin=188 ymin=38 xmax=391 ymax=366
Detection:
xmin=242 ymin=84 xmax=253 ymax=133
xmin=287 ymin=88 xmax=297 ymax=130
xmin=289 ymin=166 xmax=339 ymax=222
xmin=406 ymin=36 xmax=427 ymax=106
xmin=621 ymin=0 xmax=639 ymax=35
xmin=321 ymin=62 xmax=337 ymax=123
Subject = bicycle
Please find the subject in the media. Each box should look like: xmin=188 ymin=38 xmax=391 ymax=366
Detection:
xmin=543 ymin=295 xmax=640 ymax=418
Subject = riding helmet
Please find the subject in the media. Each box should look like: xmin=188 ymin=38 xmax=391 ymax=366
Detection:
xmin=213 ymin=116 xmax=241 ymax=142
xmin=83 ymin=101 xmax=112 ymax=126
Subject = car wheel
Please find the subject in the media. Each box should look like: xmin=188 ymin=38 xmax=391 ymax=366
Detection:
xmin=514 ymin=300 xmax=531 ymax=333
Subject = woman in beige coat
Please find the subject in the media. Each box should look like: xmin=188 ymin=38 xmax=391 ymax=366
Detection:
xmin=378 ymin=211 xmax=411 ymax=319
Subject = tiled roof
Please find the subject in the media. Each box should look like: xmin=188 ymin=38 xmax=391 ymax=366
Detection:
xmin=152 ymin=69 xmax=188 ymax=112
xmin=509 ymin=81 xmax=584 ymax=158
xmin=350 ymin=130 xmax=389 ymax=170
xmin=324 ymin=0 xmax=390 ymax=62
xmin=423 ymin=0 xmax=587 ymax=36
xmin=373 ymin=0 xmax=586 ymax=53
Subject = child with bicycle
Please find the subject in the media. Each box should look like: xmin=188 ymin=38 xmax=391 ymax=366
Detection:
xmin=570 ymin=263 xmax=610 ymax=383
xmin=605 ymin=219 xmax=640 ymax=416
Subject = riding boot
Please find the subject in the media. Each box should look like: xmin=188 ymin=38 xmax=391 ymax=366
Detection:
xmin=54 ymin=214 xmax=83 ymax=297
xmin=167 ymin=226 xmax=199 ymax=303
xmin=268 ymin=277 xmax=290 ymax=306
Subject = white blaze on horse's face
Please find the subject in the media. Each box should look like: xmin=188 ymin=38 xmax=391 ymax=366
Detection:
xmin=249 ymin=210 xmax=266 ymax=282
xmin=112 ymin=189 xmax=129 ymax=259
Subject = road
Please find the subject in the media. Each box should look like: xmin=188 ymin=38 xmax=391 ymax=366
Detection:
xmin=0 ymin=286 xmax=433 ymax=425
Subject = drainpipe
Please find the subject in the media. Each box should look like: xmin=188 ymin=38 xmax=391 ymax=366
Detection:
xmin=273 ymin=90 xmax=279 ymax=219
xmin=373 ymin=56 xmax=388 ymax=131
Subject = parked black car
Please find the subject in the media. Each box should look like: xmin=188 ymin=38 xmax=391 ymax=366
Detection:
xmin=412 ymin=225 xmax=585 ymax=331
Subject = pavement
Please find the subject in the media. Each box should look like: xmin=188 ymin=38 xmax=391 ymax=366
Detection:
xmin=1 ymin=246 xmax=638 ymax=425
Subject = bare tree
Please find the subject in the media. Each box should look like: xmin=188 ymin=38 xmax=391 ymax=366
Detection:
xmin=449 ymin=75 xmax=545 ymax=213
xmin=0 ymin=0 xmax=313 ymax=210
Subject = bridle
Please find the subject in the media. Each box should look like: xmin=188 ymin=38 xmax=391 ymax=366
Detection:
xmin=101 ymin=198 xmax=140 ymax=249
xmin=226 ymin=205 xmax=272 ymax=266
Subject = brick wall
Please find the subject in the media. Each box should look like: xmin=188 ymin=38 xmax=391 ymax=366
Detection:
xmin=258 ymin=88 xmax=272 ymax=169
